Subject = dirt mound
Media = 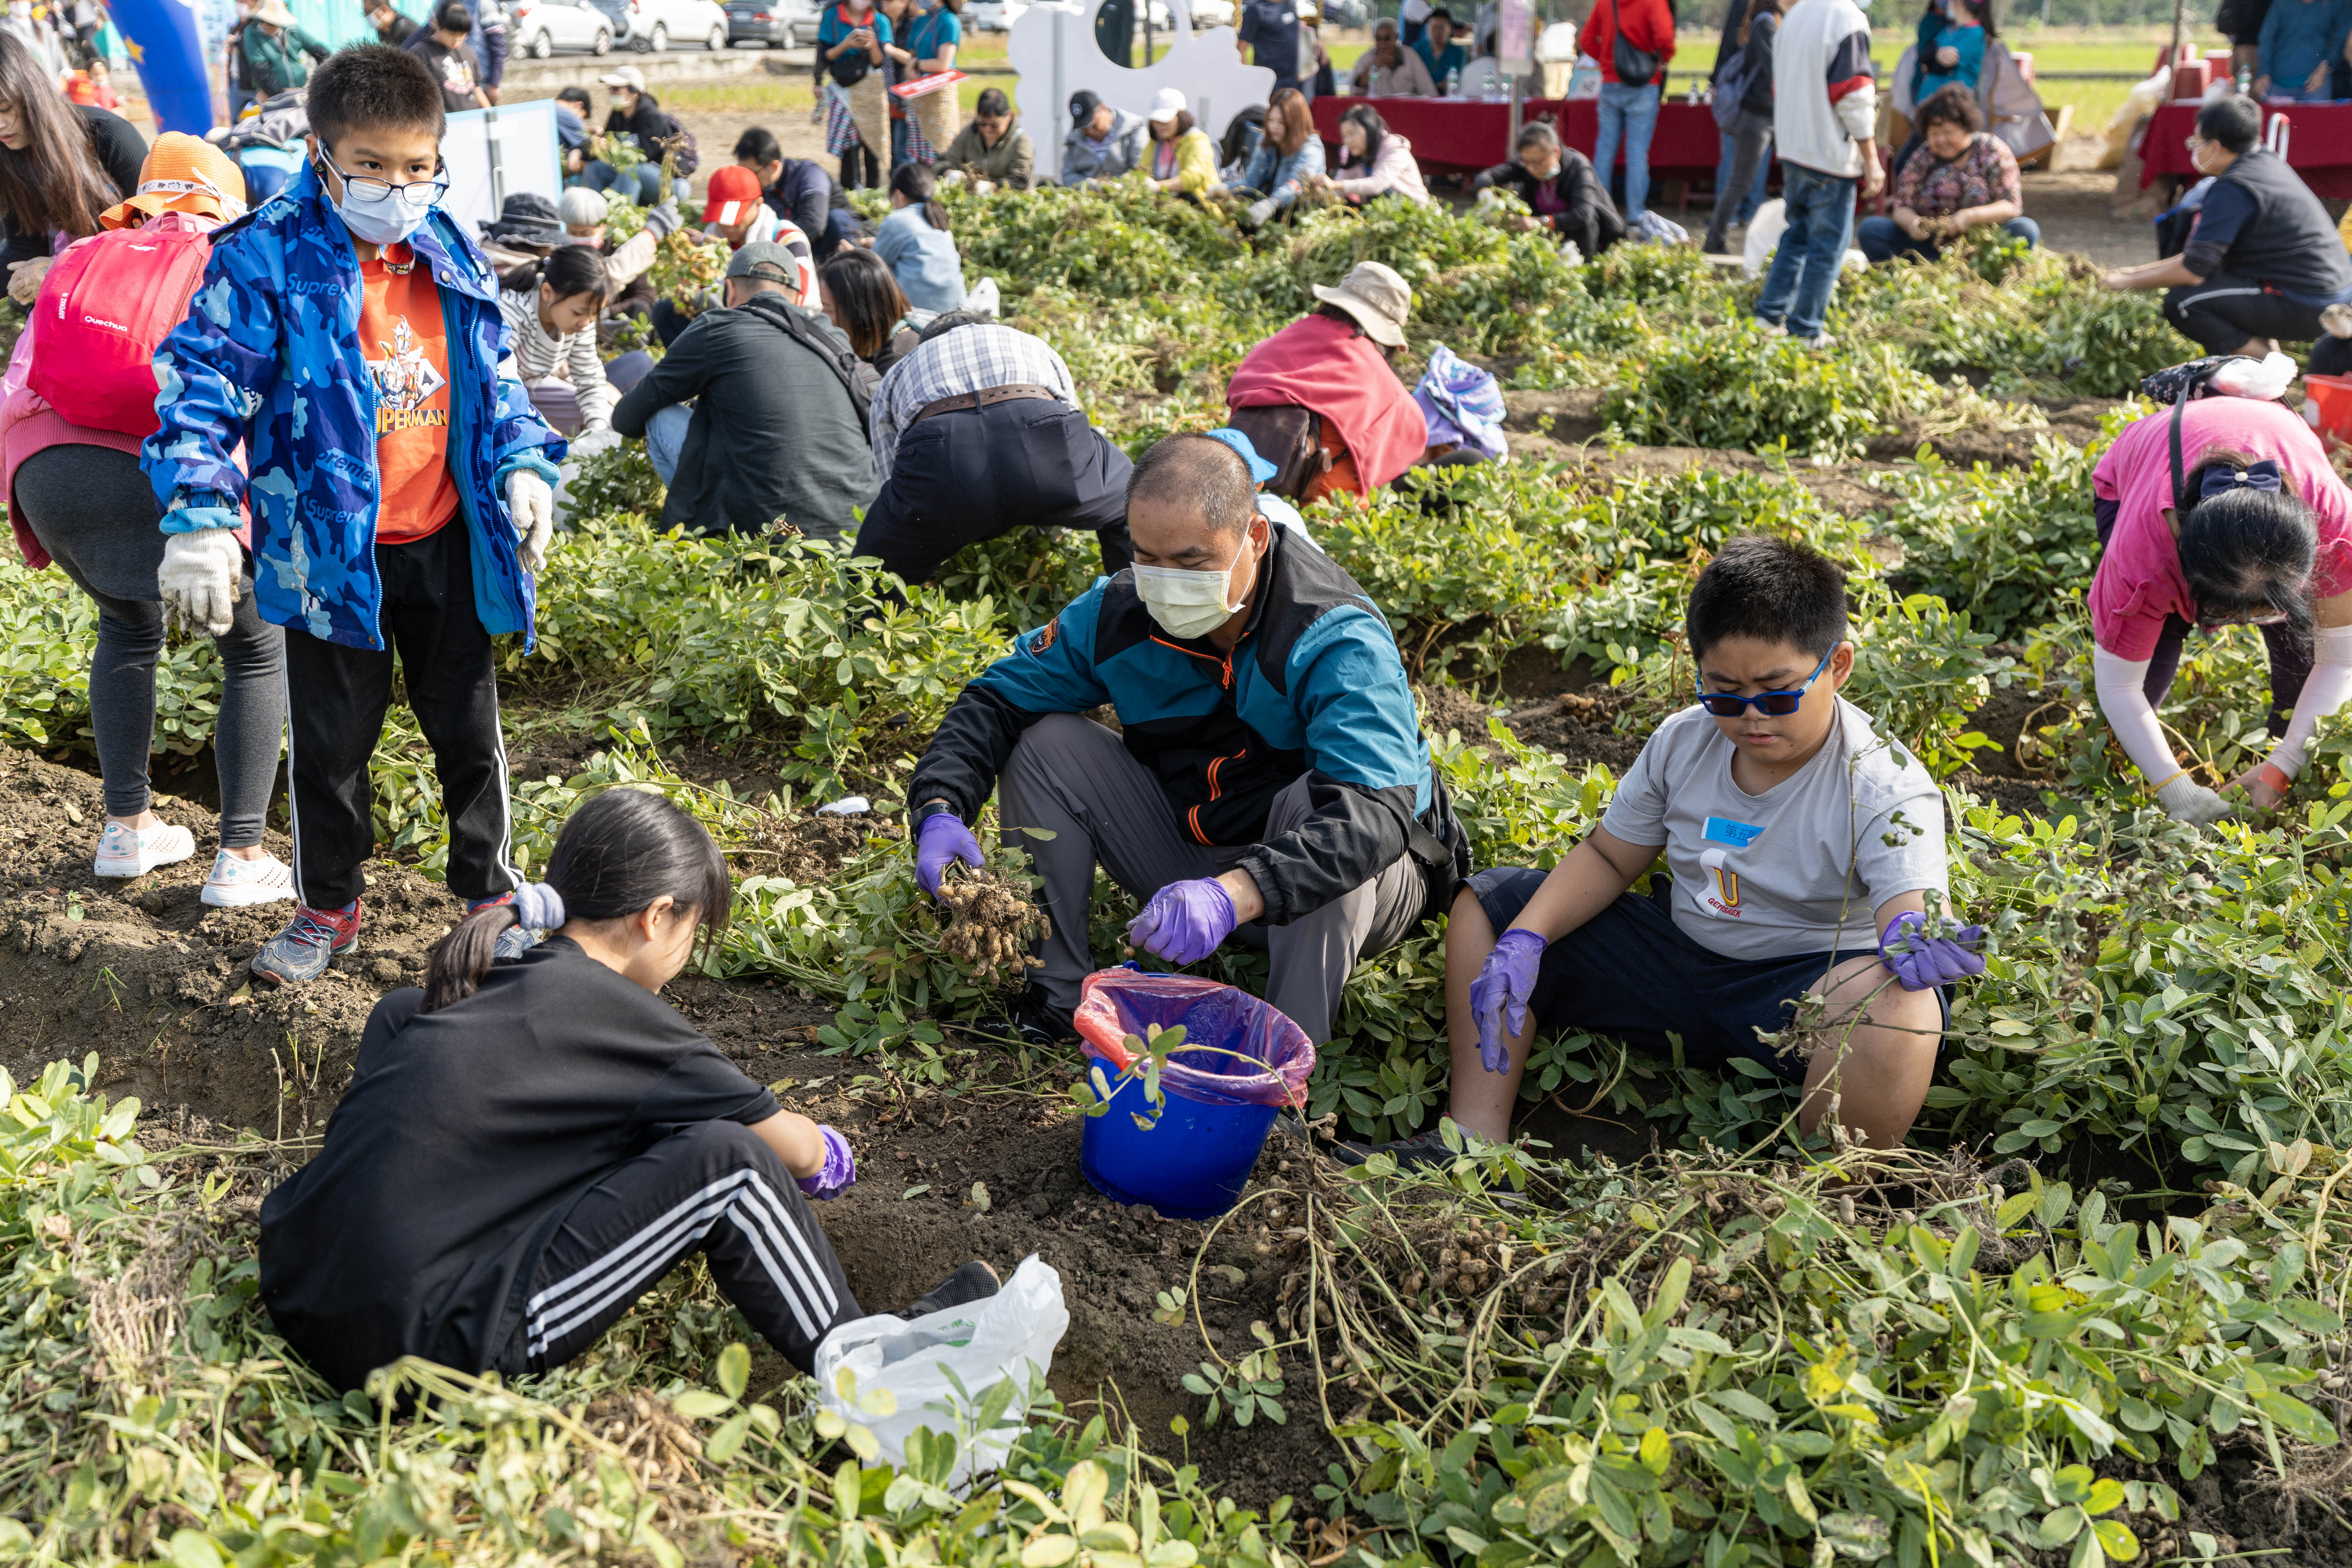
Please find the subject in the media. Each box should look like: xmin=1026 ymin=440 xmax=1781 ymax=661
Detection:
xmin=0 ymin=750 xmax=475 ymax=1140
xmin=1415 ymin=680 xmax=1648 ymax=777
xmin=738 ymin=810 xmax=879 ymax=884
xmin=796 ymin=1068 xmax=1337 ymax=1501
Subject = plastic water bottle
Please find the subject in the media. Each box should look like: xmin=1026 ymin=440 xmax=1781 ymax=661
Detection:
xmin=1446 ymin=63 xmax=1461 ymax=96
xmin=2236 ymin=64 xmax=2253 ymax=96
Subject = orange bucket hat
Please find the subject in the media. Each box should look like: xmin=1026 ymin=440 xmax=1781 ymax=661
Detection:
xmin=100 ymin=133 xmax=249 ymax=230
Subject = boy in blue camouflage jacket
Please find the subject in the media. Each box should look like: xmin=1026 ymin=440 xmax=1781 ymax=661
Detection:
xmin=143 ymin=43 xmax=566 ymax=985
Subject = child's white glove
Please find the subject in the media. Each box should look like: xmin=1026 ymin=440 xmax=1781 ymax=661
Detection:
xmin=507 ymin=470 xmax=554 ymax=573
xmin=157 ymin=529 xmax=243 ymax=636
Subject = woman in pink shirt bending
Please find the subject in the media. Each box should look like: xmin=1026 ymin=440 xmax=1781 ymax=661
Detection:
xmin=2089 ymin=357 xmax=2352 ymax=821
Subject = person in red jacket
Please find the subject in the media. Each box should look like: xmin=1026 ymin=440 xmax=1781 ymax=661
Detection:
xmin=1577 ymin=0 xmax=1675 ymax=221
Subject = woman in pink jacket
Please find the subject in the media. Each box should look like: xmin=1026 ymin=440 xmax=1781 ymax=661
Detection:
xmin=1322 ymin=104 xmax=1429 ymax=206
xmin=2089 ymin=362 xmax=2352 ymax=823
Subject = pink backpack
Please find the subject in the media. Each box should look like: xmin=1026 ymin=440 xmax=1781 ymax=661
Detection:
xmin=28 ymin=226 xmax=213 ymax=438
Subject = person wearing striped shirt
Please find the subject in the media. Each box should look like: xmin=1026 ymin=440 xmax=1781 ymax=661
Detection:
xmin=857 ymin=313 xmax=1134 ymax=586
xmin=496 ymin=246 xmax=616 ymax=439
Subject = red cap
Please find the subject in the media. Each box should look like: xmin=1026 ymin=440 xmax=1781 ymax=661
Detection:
xmin=706 ymin=165 xmax=763 ymax=229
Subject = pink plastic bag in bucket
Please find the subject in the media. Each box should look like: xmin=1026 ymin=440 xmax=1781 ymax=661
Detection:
xmin=1072 ymin=967 xmax=1315 ymax=1218
xmin=1073 ymin=966 xmax=1314 ymax=1109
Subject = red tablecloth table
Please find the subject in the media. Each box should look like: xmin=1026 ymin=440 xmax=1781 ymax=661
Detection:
xmin=2141 ymin=99 xmax=2352 ymax=197
xmin=1309 ymin=95 xmax=1723 ymax=182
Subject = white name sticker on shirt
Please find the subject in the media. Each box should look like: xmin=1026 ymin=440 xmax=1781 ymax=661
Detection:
xmin=1702 ymin=816 xmax=1763 ymax=848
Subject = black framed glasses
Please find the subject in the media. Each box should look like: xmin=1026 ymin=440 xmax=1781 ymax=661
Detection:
xmin=1694 ymin=645 xmax=1836 ymax=718
xmin=322 ymin=150 xmax=450 ymax=209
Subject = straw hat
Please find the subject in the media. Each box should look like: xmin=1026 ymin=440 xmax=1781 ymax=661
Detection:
xmin=250 ymin=0 xmax=297 ymax=26
xmin=1311 ymin=260 xmax=1411 ymax=348
xmin=100 ymin=133 xmax=248 ymax=230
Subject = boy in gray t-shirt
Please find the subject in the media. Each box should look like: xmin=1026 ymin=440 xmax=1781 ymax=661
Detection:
xmin=1342 ymin=537 xmax=1982 ymax=1166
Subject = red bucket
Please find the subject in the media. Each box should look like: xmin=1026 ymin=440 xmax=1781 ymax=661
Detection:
xmin=2303 ymin=374 xmax=2352 ymax=453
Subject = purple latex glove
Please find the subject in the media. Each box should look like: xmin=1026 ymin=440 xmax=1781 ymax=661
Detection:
xmin=1878 ymin=911 xmax=1986 ymax=991
xmin=796 ymin=1124 xmax=856 ymax=1200
xmin=1125 ymin=878 xmax=1238 ymax=966
xmin=1468 ymin=928 xmax=1547 ymax=1073
xmin=915 ymin=811 xmax=983 ymax=896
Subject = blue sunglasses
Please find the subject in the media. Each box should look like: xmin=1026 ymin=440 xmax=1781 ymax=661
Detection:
xmin=1695 ymin=645 xmax=1836 ymax=717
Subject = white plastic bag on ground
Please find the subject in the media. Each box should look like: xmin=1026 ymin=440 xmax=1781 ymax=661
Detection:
xmin=1741 ymin=198 xmax=1785 ymax=278
xmin=813 ymin=1254 xmax=1069 ymax=1481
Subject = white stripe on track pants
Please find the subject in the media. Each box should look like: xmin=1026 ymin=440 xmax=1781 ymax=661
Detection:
xmin=501 ymin=1120 xmax=861 ymax=1375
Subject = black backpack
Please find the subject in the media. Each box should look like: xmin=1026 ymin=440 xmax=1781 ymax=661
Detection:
xmin=744 ymin=295 xmax=880 ymax=434
xmin=658 ymin=115 xmax=700 ymax=176
xmin=1609 ymin=0 xmax=1657 ymax=87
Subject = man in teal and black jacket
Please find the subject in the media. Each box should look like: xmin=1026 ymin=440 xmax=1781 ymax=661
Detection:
xmin=908 ymin=433 xmax=1468 ymax=1048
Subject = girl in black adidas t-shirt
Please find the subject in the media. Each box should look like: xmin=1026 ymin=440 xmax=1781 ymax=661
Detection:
xmin=259 ymin=790 xmax=991 ymax=1392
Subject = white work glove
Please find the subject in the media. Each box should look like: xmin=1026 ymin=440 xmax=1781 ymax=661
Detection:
xmin=565 ymin=426 xmax=621 ymax=463
xmin=157 ymin=529 xmax=243 ymax=636
xmin=1243 ymin=197 xmax=1276 ymax=228
xmin=507 ymin=469 xmax=554 ymax=574
xmin=2157 ymin=774 xmax=2233 ymax=825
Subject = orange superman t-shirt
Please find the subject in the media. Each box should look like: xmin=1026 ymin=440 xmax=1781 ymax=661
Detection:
xmin=359 ymin=248 xmax=461 ymax=545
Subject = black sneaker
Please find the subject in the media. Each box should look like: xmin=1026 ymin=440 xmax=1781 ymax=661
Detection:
xmin=899 ymin=1260 xmax=1001 ymax=1320
xmin=967 ymin=986 xmax=1077 ymax=1050
xmin=1329 ymin=1129 xmax=1458 ymax=1171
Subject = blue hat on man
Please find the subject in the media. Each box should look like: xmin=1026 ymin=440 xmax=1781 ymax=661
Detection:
xmin=1204 ymin=427 xmax=1278 ymax=485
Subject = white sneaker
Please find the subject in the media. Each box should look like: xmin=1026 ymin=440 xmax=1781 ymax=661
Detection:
xmin=1800 ymin=332 xmax=1837 ymax=350
xmin=201 ymin=849 xmax=297 ymax=908
xmin=94 ymin=819 xmax=196 ymax=879
xmin=1755 ymin=319 xmax=1788 ymax=337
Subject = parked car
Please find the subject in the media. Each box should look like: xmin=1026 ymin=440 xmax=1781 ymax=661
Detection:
xmin=512 ymin=0 xmax=617 ymax=54
xmin=626 ymin=0 xmax=729 ymax=49
xmin=582 ymin=0 xmax=636 ymax=46
xmin=965 ymin=0 xmax=1025 ymax=31
xmin=726 ymin=0 xmax=819 ymax=45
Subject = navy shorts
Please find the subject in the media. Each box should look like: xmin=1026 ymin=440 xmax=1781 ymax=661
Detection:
xmin=1467 ymin=867 xmax=1950 ymax=1084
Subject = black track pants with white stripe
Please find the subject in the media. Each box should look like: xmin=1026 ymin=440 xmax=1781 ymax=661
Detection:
xmin=282 ymin=522 xmax=517 ymax=909
xmin=498 ymin=1120 xmax=862 ymax=1376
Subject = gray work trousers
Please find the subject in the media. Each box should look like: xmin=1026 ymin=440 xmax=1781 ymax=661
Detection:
xmin=996 ymin=712 xmax=1428 ymax=1045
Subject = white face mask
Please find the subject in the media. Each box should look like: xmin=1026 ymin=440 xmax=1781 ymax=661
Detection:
xmin=1132 ymin=527 xmax=1255 ymax=640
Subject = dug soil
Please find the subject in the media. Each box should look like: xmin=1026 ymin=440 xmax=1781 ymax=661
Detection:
xmin=0 ymin=745 xmax=1334 ymax=1502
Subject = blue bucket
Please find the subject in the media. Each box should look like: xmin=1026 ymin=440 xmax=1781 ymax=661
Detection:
xmin=1072 ymin=967 xmax=1315 ymax=1221
xmin=1080 ymin=1073 xmax=1280 ymax=1220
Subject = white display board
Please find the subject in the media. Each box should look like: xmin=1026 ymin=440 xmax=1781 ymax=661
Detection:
xmin=1010 ymin=0 xmax=1275 ymax=184
xmin=440 ymin=99 xmax=563 ymax=239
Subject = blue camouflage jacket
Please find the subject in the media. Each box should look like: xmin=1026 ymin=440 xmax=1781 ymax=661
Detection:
xmin=143 ymin=160 xmax=565 ymax=652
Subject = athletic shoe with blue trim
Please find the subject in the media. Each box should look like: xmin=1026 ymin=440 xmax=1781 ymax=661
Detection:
xmin=250 ymin=901 xmax=361 ymax=987
xmin=469 ymin=893 xmax=544 ymax=961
